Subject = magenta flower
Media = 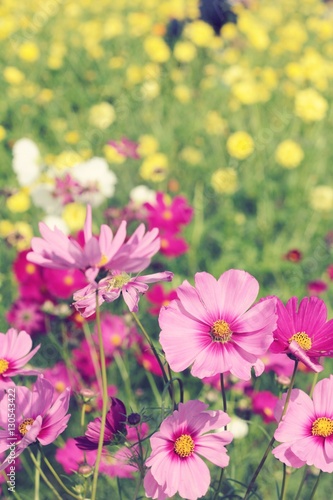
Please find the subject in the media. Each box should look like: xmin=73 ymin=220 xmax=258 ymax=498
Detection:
xmin=75 ymin=398 xmax=127 ymax=450
xmin=0 ymin=376 xmax=71 ymax=469
xmin=146 ymin=284 xmax=178 ymax=315
xmin=56 ymin=438 xmax=97 ymax=474
xmin=0 ymin=328 xmax=40 ymax=387
xmin=6 ymin=299 xmax=46 ymax=335
xmin=108 ymin=137 xmax=140 ymax=159
xmin=144 ymin=400 xmax=233 ymax=500
xmin=273 ymin=375 xmax=333 ymax=472
xmin=159 ymin=231 xmax=189 ymax=257
xmin=270 ymin=296 xmax=333 ymax=372
xmin=28 ymin=205 xmax=160 ymax=281
xmin=160 ymin=270 xmax=277 ymax=380
xmin=251 ymin=391 xmax=279 ymax=424
xmin=73 ymin=270 xmax=173 ymax=317
xmin=144 ymin=192 xmax=193 ymax=233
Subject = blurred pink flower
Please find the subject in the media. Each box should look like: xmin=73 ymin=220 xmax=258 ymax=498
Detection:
xmin=261 ymin=352 xmax=294 ymax=377
xmin=159 ymin=231 xmax=189 ymax=257
xmin=0 ymin=329 xmax=40 ymax=387
xmin=273 ymin=375 xmax=333 ymax=472
xmin=6 ymin=299 xmax=46 ymax=335
xmin=43 ymin=362 xmax=79 ymax=401
xmin=54 ymin=173 xmax=82 ymax=205
xmin=108 ymin=137 xmax=140 ymax=159
xmin=144 ymin=192 xmax=193 ymax=233
xmin=144 ymin=400 xmax=233 ymax=500
xmin=160 ymin=270 xmax=277 ymax=380
xmin=0 ymin=376 xmax=71 ymax=469
xmin=146 ymin=284 xmax=178 ymax=315
xmin=92 ymin=312 xmax=139 ymax=358
xmin=73 ymin=271 xmax=173 ymax=317
xmin=270 ymin=297 xmax=333 ymax=372
xmin=75 ymin=398 xmax=127 ymax=450
xmin=252 ymin=391 xmax=279 ymax=424
xmin=307 ymin=280 xmax=328 ymax=296
xmin=56 ymin=438 xmax=97 ymax=474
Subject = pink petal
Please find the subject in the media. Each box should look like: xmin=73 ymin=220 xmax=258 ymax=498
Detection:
xmin=195 ymin=432 xmax=232 ymax=467
xmin=217 ymin=269 xmax=259 ymax=322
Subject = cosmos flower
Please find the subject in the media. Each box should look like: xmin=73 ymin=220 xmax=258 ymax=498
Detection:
xmin=160 ymin=270 xmax=277 ymax=380
xmin=269 ymin=296 xmax=333 ymax=372
xmin=273 ymin=376 xmax=333 ymax=472
xmin=144 ymin=400 xmax=233 ymax=500
xmin=0 ymin=377 xmax=71 ymax=469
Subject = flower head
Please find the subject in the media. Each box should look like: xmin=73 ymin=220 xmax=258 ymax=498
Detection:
xmin=269 ymin=296 xmax=333 ymax=372
xmin=0 ymin=329 xmax=40 ymax=387
xmin=0 ymin=376 xmax=71 ymax=469
xmin=160 ymin=270 xmax=277 ymax=380
xmin=273 ymin=376 xmax=333 ymax=472
xmin=144 ymin=400 xmax=233 ymax=500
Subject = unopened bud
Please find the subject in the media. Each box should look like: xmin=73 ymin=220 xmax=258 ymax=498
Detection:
xmin=127 ymin=413 xmax=141 ymax=426
xmin=78 ymin=464 xmax=93 ymax=477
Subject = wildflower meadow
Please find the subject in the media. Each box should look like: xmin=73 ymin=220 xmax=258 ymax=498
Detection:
xmin=1 ymin=0 xmax=333 ymax=498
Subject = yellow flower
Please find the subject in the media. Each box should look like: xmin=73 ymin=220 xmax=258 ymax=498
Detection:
xmin=18 ymin=42 xmax=40 ymax=62
xmin=127 ymin=12 xmax=152 ymax=37
xmin=140 ymin=153 xmax=168 ymax=182
xmin=173 ymin=85 xmax=192 ymax=103
xmin=227 ymin=132 xmax=254 ymax=160
xmin=184 ymin=20 xmax=215 ymax=47
xmin=0 ymin=220 xmax=14 ymax=237
xmin=3 ymin=66 xmax=25 ymax=85
xmin=37 ymin=89 xmax=54 ymax=103
xmin=144 ymin=36 xmax=170 ymax=63
xmin=205 ymin=111 xmax=227 ymax=135
xmin=138 ymin=135 xmax=159 ymax=156
xmin=232 ymin=80 xmax=270 ymax=105
xmin=89 ymin=102 xmax=116 ymax=129
xmin=211 ymin=169 xmax=238 ymax=194
xmin=295 ymin=88 xmax=328 ymax=122
xmin=141 ymin=80 xmax=160 ymax=100
xmin=173 ymin=41 xmax=197 ymax=62
xmin=0 ymin=126 xmax=6 ymax=141
xmin=102 ymin=16 xmax=124 ymax=39
xmin=53 ymin=151 xmax=83 ymax=170
xmin=6 ymin=191 xmax=31 ymax=213
xmin=180 ymin=147 xmax=203 ymax=165
xmin=275 ymin=140 xmax=304 ymax=169
xmin=10 ymin=222 xmax=33 ymax=251
xmin=310 ymin=186 xmax=333 ymax=212
xmin=62 ymin=203 xmax=86 ymax=232
xmin=108 ymin=56 xmax=125 ymax=69
xmin=64 ymin=131 xmax=80 ymax=145
xmin=103 ymin=145 xmax=125 ymax=164
xmin=126 ymin=65 xmax=144 ymax=86
xmin=220 ymin=23 xmax=238 ymax=40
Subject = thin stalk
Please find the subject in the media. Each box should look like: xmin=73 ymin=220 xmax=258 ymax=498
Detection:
xmin=309 ymin=372 xmax=319 ymax=398
xmin=146 ymin=370 xmax=162 ymax=406
xmin=114 ymin=351 xmax=136 ymax=410
xmin=294 ymin=467 xmax=308 ymax=500
xmin=131 ymin=312 xmax=172 ymax=399
xmin=40 ymin=448 xmax=81 ymax=500
xmin=0 ymin=470 xmax=24 ymax=500
xmin=280 ymin=464 xmax=289 ymax=500
xmin=82 ymin=320 xmax=103 ymax=396
xmin=91 ymin=293 xmax=109 ymax=500
xmin=308 ymin=471 xmax=322 ymax=500
xmin=243 ymin=360 xmax=299 ymax=500
xmin=34 ymin=449 xmax=41 ymax=500
xmin=213 ymin=373 xmax=228 ymax=500
xmin=27 ymin=449 xmax=62 ymax=500
xmin=167 ymin=364 xmax=175 ymax=409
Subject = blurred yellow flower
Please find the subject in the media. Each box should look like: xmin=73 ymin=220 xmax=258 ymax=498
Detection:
xmin=211 ymin=169 xmax=238 ymax=194
xmin=295 ymin=88 xmax=328 ymax=122
xmin=220 ymin=23 xmax=238 ymax=40
xmin=205 ymin=111 xmax=227 ymax=135
xmin=62 ymin=203 xmax=86 ymax=232
xmin=0 ymin=126 xmax=6 ymax=141
xmin=173 ymin=85 xmax=192 ymax=103
xmin=6 ymin=191 xmax=31 ymax=212
xmin=173 ymin=41 xmax=197 ymax=63
xmin=4 ymin=66 xmax=25 ymax=85
xmin=108 ymin=56 xmax=125 ymax=69
xmin=89 ymin=102 xmax=116 ymax=129
xmin=103 ymin=144 xmax=125 ymax=164
xmin=8 ymin=222 xmax=33 ymax=251
xmin=37 ymin=88 xmax=54 ymax=103
xmin=53 ymin=151 xmax=83 ymax=170
xmin=140 ymin=153 xmax=168 ymax=182
xmin=180 ymin=147 xmax=203 ymax=165
xmin=18 ymin=42 xmax=40 ymax=62
xmin=126 ymin=65 xmax=144 ymax=85
xmin=127 ymin=12 xmax=152 ymax=37
xmin=64 ymin=131 xmax=80 ymax=144
xmin=184 ymin=20 xmax=215 ymax=47
xmin=138 ymin=135 xmax=159 ymax=156
xmin=310 ymin=186 xmax=333 ymax=212
xmin=275 ymin=140 xmax=304 ymax=169
xmin=141 ymin=80 xmax=160 ymax=100
xmin=227 ymin=132 xmax=254 ymax=159
xmin=0 ymin=220 xmax=14 ymax=237
xmin=102 ymin=16 xmax=124 ymax=39
xmin=144 ymin=36 xmax=170 ymax=63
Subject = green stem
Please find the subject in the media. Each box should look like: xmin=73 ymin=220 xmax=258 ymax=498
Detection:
xmin=280 ymin=464 xmax=289 ymax=500
xmin=131 ymin=312 xmax=172 ymax=399
xmin=34 ymin=449 xmax=41 ymax=500
xmin=39 ymin=448 xmax=81 ymax=499
xmin=82 ymin=320 xmax=103 ymax=396
xmin=146 ymin=370 xmax=162 ymax=406
xmin=243 ymin=360 xmax=299 ymax=500
xmin=27 ymin=449 xmax=62 ymax=500
xmin=213 ymin=374 xmax=228 ymax=500
xmin=114 ymin=351 xmax=135 ymax=410
xmin=309 ymin=471 xmax=322 ymax=500
xmin=309 ymin=372 xmax=319 ymax=398
xmin=91 ymin=292 xmax=109 ymax=500
xmin=294 ymin=467 xmax=308 ymax=500
xmin=0 ymin=470 xmax=24 ymax=500
xmin=167 ymin=364 xmax=175 ymax=409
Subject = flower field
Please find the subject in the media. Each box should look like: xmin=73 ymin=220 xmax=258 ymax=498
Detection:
xmin=1 ymin=0 xmax=333 ymax=498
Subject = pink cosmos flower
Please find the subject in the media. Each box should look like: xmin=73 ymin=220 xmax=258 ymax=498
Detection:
xmin=42 ymin=267 xmax=88 ymax=300
xmin=108 ymin=137 xmax=140 ymax=159
xmin=43 ymin=362 xmax=79 ymax=401
xmin=0 ymin=376 xmax=71 ymax=469
xmin=146 ymin=284 xmax=178 ymax=315
xmin=73 ymin=271 xmax=173 ymax=317
xmin=251 ymin=391 xmax=279 ymax=424
xmin=273 ymin=375 xmax=333 ymax=472
xmin=261 ymin=352 xmax=294 ymax=377
xmin=159 ymin=231 xmax=189 ymax=257
xmin=144 ymin=192 xmax=193 ymax=233
xmin=92 ymin=312 xmax=139 ymax=358
xmin=6 ymin=299 xmax=46 ymax=335
xmin=0 ymin=329 xmax=40 ymax=387
xmin=307 ymin=280 xmax=328 ymax=296
xmin=144 ymin=400 xmax=233 ymax=500
xmin=75 ymin=398 xmax=127 ymax=450
xmin=159 ymin=270 xmax=277 ymax=380
xmin=56 ymin=438 xmax=97 ymax=474
xmin=28 ymin=205 xmax=160 ymax=281
xmin=269 ymin=296 xmax=333 ymax=372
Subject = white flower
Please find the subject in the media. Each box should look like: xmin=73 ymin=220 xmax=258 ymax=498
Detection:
xmin=129 ymin=185 xmax=156 ymax=207
xmin=42 ymin=215 xmax=69 ymax=235
xmin=30 ymin=184 xmax=62 ymax=214
xmin=227 ymin=416 xmax=249 ymax=439
xmin=12 ymin=138 xmax=41 ymax=186
xmin=71 ymin=157 xmax=117 ymax=207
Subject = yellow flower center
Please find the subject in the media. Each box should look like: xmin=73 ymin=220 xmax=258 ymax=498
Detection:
xmin=106 ymin=273 xmax=130 ymax=290
xmin=211 ymin=319 xmax=232 ymax=343
xmin=18 ymin=418 xmax=35 ymax=436
xmin=162 ymin=209 xmax=172 ymax=220
xmin=97 ymin=254 xmax=109 ymax=267
xmin=289 ymin=331 xmax=312 ymax=351
xmin=0 ymin=359 xmax=9 ymax=374
xmin=311 ymin=417 xmax=333 ymax=437
xmin=174 ymin=434 xmax=195 ymax=458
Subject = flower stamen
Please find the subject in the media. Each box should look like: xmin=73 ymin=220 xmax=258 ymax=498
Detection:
xmin=174 ymin=434 xmax=195 ymax=458
xmin=0 ymin=359 xmax=9 ymax=374
xmin=312 ymin=417 xmax=333 ymax=437
xmin=211 ymin=319 xmax=232 ymax=343
xmin=18 ymin=418 xmax=35 ymax=436
xmin=289 ymin=331 xmax=312 ymax=350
